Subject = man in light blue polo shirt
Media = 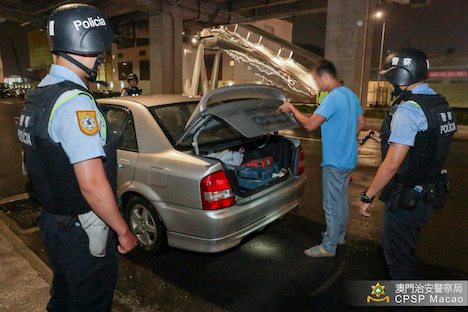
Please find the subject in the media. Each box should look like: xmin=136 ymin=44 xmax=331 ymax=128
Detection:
xmin=278 ymin=60 xmax=365 ymax=257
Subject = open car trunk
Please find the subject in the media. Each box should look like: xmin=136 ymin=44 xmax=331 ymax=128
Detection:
xmin=203 ymin=135 xmax=299 ymax=197
xmin=176 ymin=85 xmax=301 ymax=196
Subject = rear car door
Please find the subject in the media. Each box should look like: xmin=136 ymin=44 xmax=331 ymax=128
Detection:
xmin=100 ymin=105 xmax=139 ymax=191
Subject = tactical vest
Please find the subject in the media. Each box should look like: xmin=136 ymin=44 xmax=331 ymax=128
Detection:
xmin=381 ymin=92 xmax=456 ymax=187
xmin=123 ymin=85 xmax=142 ymax=96
xmin=18 ymin=81 xmax=117 ymax=216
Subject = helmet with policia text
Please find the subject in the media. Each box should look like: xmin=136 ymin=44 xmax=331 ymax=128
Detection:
xmin=127 ymin=73 xmax=139 ymax=83
xmin=47 ymin=4 xmax=116 ymax=85
xmin=380 ymin=48 xmax=429 ymax=86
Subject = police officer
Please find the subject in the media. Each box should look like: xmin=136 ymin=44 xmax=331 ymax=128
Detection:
xmin=359 ymin=49 xmax=456 ymax=279
xmin=18 ymin=4 xmax=137 ymax=311
xmin=121 ymin=73 xmax=142 ymax=96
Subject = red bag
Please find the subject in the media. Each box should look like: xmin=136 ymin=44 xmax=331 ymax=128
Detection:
xmin=241 ymin=157 xmax=274 ymax=168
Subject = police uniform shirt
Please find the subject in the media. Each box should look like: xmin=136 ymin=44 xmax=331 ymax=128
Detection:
xmin=388 ymin=83 xmax=436 ymax=147
xmin=38 ymin=64 xmax=106 ymax=164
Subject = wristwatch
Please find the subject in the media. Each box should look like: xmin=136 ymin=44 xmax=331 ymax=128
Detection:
xmin=360 ymin=191 xmax=375 ymax=204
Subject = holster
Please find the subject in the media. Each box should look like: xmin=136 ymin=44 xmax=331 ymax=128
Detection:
xmin=425 ymin=173 xmax=450 ymax=209
xmin=380 ymin=180 xmax=423 ymax=212
xmin=78 ymin=211 xmax=109 ymax=257
xmin=55 ymin=215 xmax=77 ymax=232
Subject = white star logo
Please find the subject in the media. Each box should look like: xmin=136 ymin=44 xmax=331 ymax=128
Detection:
xmin=80 ymin=114 xmax=97 ymax=131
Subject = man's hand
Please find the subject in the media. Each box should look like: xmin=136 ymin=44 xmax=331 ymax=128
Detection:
xmin=277 ymin=100 xmax=294 ymax=113
xmin=117 ymin=230 xmax=138 ymax=254
xmin=365 ymin=129 xmax=382 ymax=143
xmin=359 ymin=201 xmax=372 ymax=217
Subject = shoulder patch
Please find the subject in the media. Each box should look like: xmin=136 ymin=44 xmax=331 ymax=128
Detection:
xmin=76 ymin=110 xmax=100 ymax=136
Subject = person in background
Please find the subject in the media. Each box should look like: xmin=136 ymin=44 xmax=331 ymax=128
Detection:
xmin=121 ymin=73 xmax=142 ymax=96
xmin=277 ymin=60 xmax=365 ymax=257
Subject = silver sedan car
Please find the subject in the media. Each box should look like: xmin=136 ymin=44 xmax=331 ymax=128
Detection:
xmin=98 ymin=85 xmax=306 ymax=254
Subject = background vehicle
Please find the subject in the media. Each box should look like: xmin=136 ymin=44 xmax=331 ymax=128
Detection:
xmin=100 ymin=85 xmax=307 ymax=254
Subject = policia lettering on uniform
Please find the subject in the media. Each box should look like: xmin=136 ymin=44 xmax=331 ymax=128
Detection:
xmin=18 ymin=4 xmax=137 ymax=311
xmin=359 ymin=49 xmax=456 ymax=281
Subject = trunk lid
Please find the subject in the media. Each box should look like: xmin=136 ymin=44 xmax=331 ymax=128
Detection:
xmin=177 ymin=85 xmax=299 ymax=151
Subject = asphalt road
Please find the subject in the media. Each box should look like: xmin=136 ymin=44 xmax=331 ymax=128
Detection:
xmin=0 ymin=97 xmax=466 ymax=311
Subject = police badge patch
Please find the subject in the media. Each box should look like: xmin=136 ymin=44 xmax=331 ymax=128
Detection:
xmin=76 ymin=110 xmax=100 ymax=135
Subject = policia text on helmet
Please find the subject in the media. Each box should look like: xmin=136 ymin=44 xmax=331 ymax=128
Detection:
xmin=379 ymin=48 xmax=429 ymax=97
xmin=47 ymin=4 xmax=116 ymax=86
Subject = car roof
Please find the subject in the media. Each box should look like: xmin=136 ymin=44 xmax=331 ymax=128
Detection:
xmin=97 ymin=94 xmax=200 ymax=107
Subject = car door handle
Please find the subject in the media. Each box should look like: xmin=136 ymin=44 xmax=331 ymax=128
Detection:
xmin=118 ymin=159 xmax=131 ymax=169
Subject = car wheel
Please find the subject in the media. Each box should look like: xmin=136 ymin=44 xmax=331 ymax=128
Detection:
xmin=124 ymin=196 xmax=167 ymax=255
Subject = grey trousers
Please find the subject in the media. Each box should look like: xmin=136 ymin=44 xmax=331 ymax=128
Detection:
xmin=321 ymin=165 xmax=353 ymax=253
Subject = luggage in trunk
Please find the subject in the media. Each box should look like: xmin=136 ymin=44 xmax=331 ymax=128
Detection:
xmin=204 ymin=136 xmax=296 ymax=196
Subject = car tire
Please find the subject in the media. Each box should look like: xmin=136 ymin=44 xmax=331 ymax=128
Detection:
xmin=124 ymin=196 xmax=167 ymax=255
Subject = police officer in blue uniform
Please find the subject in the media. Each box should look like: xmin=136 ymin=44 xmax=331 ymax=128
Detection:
xmin=121 ymin=73 xmax=142 ymax=96
xmin=359 ymin=49 xmax=456 ymax=280
xmin=18 ymin=4 xmax=137 ymax=311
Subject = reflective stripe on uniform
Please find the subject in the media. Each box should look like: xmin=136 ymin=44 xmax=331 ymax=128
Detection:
xmin=404 ymin=100 xmax=422 ymax=109
xmin=48 ymin=90 xmax=107 ymax=143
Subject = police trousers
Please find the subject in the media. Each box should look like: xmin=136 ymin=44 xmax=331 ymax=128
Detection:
xmin=381 ymin=195 xmax=432 ymax=280
xmin=38 ymin=209 xmax=118 ymax=312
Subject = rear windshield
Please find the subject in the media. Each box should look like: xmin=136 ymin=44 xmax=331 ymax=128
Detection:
xmin=149 ymin=102 xmax=244 ymax=148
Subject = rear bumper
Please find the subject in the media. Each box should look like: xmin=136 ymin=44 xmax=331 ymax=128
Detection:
xmin=155 ymin=174 xmax=306 ymax=253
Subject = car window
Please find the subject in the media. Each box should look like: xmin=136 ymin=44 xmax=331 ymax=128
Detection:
xmin=149 ymin=102 xmax=198 ymax=144
xmin=179 ymin=117 xmax=243 ymax=147
xmin=150 ymin=102 xmax=244 ymax=149
xmin=101 ymin=106 xmax=138 ymax=151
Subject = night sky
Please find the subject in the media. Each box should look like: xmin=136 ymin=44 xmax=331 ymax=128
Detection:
xmin=1 ymin=0 xmax=467 ymax=78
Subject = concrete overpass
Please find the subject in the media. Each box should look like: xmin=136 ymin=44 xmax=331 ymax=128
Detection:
xmin=0 ymin=0 xmax=431 ymax=105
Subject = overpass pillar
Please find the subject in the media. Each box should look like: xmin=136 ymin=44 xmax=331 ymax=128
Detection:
xmin=325 ymin=0 xmax=376 ymax=108
xmin=149 ymin=12 xmax=183 ymax=94
xmin=0 ymin=46 xmax=3 ymax=83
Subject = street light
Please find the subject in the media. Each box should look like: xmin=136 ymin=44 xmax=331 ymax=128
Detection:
xmin=375 ymin=11 xmax=386 ymax=106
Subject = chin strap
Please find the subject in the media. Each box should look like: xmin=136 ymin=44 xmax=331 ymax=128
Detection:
xmin=391 ymin=84 xmax=413 ymax=98
xmin=57 ymin=52 xmax=109 ymax=87
xmin=391 ymin=84 xmax=403 ymax=97
xmin=392 ymin=85 xmax=414 ymax=102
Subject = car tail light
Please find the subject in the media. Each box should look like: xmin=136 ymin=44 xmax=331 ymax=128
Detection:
xmin=201 ymin=171 xmax=236 ymax=210
xmin=298 ymin=146 xmax=305 ymax=175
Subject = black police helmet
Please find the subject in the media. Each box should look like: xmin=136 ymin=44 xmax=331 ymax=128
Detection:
xmin=127 ymin=73 xmax=139 ymax=83
xmin=48 ymin=3 xmax=116 ymax=55
xmin=380 ymin=48 xmax=429 ymax=86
